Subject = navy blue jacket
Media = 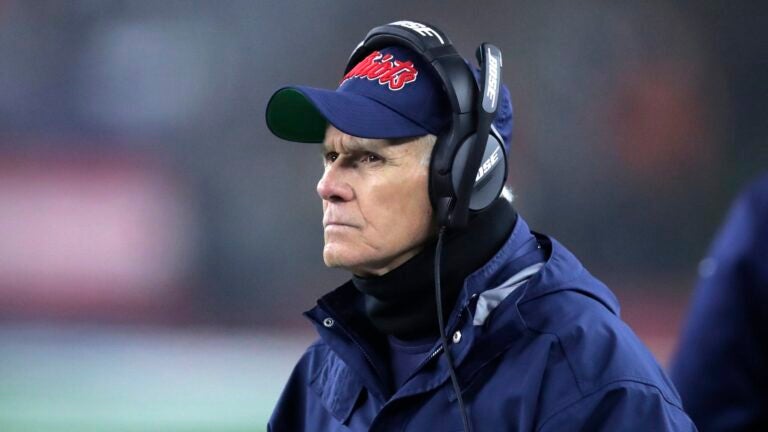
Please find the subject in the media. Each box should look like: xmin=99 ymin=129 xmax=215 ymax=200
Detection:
xmin=671 ymin=173 xmax=768 ymax=430
xmin=270 ymin=217 xmax=695 ymax=431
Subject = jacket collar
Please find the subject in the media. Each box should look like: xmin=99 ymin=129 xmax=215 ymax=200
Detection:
xmin=518 ymin=234 xmax=620 ymax=316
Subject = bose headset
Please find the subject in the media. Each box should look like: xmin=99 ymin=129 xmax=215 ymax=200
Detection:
xmin=345 ymin=20 xmax=507 ymax=230
xmin=346 ymin=21 xmax=507 ymax=432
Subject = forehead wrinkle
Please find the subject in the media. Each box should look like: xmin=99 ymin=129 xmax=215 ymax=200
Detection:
xmin=323 ymin=130 xmax=389 ymax=154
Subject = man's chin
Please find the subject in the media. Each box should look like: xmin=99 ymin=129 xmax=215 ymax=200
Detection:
xmin=322 ymin=242 xmax=426 ymax=276
xmin=322 ymin=247 xmax=359 ymax=270
xmin=323 ymin=246 xmax=378 ymax=275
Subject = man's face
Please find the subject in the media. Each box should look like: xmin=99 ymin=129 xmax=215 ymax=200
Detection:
xmin=318 ymin=126 xmax=436 ymax=277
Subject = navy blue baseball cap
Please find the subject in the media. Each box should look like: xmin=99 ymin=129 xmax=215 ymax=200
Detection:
xmin=265 ymin=45 xmax=513 ymax=148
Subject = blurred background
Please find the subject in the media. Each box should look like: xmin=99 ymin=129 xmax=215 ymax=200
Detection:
xmin=0 ymin=1 xmax=766 ymax=431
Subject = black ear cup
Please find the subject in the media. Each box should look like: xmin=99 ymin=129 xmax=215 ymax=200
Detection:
xmin=451 ymin=132 xmax=507 ymax=211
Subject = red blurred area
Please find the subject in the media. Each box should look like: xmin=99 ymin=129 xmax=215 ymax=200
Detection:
xmin=603 ymin=60 xmax=718 ymax=182
xmin=0 ymin=146 xmax=195 ymax=322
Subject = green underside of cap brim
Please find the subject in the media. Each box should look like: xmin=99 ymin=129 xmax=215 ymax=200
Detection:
xmin=266 ymin=88 xmax=328 ymax=143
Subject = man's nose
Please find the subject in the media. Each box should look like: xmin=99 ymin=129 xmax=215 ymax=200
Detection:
xmin=317 ymin=165 xmax=354 ymax=202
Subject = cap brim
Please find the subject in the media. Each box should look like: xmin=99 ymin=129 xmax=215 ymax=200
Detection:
xmin=265 ymin=86 xmax=431 ymax=143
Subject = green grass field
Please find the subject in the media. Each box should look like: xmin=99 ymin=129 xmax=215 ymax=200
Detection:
xmin=0 ymin=324 xmax=312 ymax=432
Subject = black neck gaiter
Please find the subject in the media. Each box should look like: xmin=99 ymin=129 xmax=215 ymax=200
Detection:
xmin=352 ymin=198 xmax=517 ymax=340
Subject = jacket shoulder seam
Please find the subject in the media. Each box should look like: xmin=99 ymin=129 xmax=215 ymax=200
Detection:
xmin=522 ymin=315 xmax=680 ymax=408
xmin=535 ymin=378 xmax=688 ymax=431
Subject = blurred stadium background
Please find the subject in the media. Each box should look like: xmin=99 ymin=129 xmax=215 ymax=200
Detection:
xmin=0 ymin=1 xmax=766 ymax=431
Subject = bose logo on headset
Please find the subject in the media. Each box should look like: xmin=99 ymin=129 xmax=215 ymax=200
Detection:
xmin=475 ymin=146 xmax=501 ymax=184
xmin=485 ymin=48 xmax=500 ymax=110
xmin=390 ymin=21 xmax=445 ymax=45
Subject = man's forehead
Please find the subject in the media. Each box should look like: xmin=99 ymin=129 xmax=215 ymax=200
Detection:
xmin=322 ymin=130 xmax=391 ymax=153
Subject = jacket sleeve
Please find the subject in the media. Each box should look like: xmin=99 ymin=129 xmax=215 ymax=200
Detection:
xmin=268 ymin=354 xmax=312 ymax=432
xmin=536 ymin=381 xmax=696 ymax=432
xmin=268 ymin=343 xmax=330 ymax=432
xmin=670 ymin=176 xmax=768 ymax=430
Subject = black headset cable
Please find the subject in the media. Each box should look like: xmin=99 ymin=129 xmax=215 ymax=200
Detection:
xmin=435 ymin=226 xmax=473 ymax=432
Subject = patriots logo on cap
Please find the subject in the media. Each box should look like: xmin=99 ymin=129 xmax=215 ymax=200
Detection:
xmin=341 ymin=51 xmax=419 ymax=91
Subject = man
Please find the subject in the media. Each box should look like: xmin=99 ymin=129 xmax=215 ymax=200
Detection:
xmin=265 ymin=21 xmax=694 ymax=431
xmin=671 ymin=173 xmax=768 ymax=431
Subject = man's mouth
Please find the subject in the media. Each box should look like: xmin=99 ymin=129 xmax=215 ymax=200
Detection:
xmin=324 ymin=221 xmax=357 ymax=229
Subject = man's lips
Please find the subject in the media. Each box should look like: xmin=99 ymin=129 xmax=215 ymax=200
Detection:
xmin=323 ymin=207 xmax=358 ymax=229
xmin=323 ymin=221 xmax=358 ymax=229
xmin=322 ymin=211 xmax=358 ymax=228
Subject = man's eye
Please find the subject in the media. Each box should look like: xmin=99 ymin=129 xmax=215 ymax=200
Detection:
xmin=361 ymin=153 xmax=382 ymax=163
xmin=324 ymin=152 xmax=339 ymax=164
